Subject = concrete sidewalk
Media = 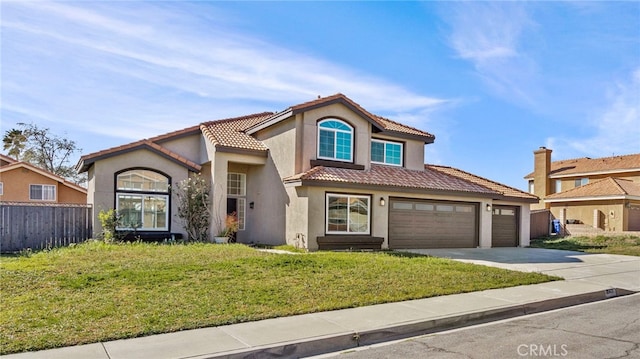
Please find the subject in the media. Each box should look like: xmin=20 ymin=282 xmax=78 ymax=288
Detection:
xmin=6 ymin=248 xmax=640 ymax=359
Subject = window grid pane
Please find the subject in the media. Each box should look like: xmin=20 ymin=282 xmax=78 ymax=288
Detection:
xmin=371 ymin=142 xmax=384 ymax=162
xmin=237 ymin=198 xmax=246 ymax=231
xmin=318 ymin=120 xmax=352 ymax=162
xmin=385 ymin=143 xmax=402 ymax=165
xmin=319 ymin=130 xmax=335 ymax=158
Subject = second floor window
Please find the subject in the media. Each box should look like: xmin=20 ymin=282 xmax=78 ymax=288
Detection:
xmin=30 ymin=184 xmax=56 ymax=201
xmin=318 ymin=119 xmax=353 ymax=162
xmin=574 ymin=178 xmax=589 ymax=188
xmin=371 ymin=139 xmax=403 ymax=166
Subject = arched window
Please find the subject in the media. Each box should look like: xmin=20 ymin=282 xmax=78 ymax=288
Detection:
xmin=317 ymin=119 xmax=353 ymax=162
xmin=115 ymin=169 xmax=170 ymax=231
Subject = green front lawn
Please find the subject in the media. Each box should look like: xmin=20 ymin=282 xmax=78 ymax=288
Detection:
xmin=529 ymin=234 xmax=640 ymax=256
xmin=1 ymin=241 xmax=557 ymax=354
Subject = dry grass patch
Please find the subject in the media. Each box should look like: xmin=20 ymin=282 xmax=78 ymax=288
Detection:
xmin=530 ymin=234 xmax=640 ymax=256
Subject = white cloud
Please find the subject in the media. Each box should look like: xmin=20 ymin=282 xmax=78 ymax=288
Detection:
xmin=1 ymin=1 xmax=448 ymax=146
xmin=444 ymin=3 xmax=540 ymax=106
xmin=547 ymin=68 xmax=640 ymax=158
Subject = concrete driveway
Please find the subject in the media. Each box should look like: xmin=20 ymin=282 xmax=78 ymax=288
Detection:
xmin=401 ymin=248 xmax=640 ymax=292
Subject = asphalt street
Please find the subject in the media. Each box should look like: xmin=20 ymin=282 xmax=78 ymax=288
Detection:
xmin=314 ymin=293 xmax=640 ymax=359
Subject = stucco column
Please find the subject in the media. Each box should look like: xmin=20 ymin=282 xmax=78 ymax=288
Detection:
xmin=211 ymin=156 xmax=229 ymax=238
xmin=479 ymin=202 xmax=492 ymax=248
xmin=519 ymin=205 xmax=531 ymax=247
xmin=558 ymin=208 xmax=566 ymax=236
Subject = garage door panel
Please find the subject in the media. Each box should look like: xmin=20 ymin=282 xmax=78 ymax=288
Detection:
xmin=492 ymin=206 xmax=518 ymax=247
xmin=389 ymin=199 xmax=478 ymax=249
xmin=629 ymin=206 xmax=640 ymax=231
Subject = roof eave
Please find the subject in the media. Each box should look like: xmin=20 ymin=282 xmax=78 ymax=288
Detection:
xmin=549 ymin=168 xmax=640 ymax=179
xmin=214 ymin=146 xmax=269 ymax=157
xmin=379 ymin=130 xmax=435 ymax=143
xmin=544 ymin=195 xmax=640 ymax=203
xmin=76 ymin=143 xmax=201 ymax=173
xmin=245 ymin=109 xmax=294 ymax=135
xmin=294 ymin=179 xmax=498 ymax=198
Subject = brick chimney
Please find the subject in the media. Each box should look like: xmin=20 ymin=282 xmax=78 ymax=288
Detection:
xmin=533 ymin=147 xmax=552 ymax=206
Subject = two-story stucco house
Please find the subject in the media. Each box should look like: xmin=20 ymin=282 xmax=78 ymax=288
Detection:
xmin=77 ymin=94 xmax=537 ymax=250
xmin=525 ymin=147 xmax=640 ymax=232
xmin=0 ymin=154 xmax=87 ymax=204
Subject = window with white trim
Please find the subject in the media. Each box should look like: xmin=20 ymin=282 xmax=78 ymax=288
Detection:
xmin=528 ymin=180 xmax=534 ymax=194
xmin=227 ymin=173 xmax=246 ymax=230
xmin=318 ymin=119 xmax=353 ymax=162
xmin=0 ymin=182 xmax=3 ymax=195
xmin=30 ymin=184 xmax=56 ymax=201
xmin=554 ymin=179 xmax=562 ymax=193
xmin=326 ymin=194 xmax=370 ymax=234
xmin=115 ymin=169 xmax=169 ymax=231
xmin=371 ymin=139 xmax=403 ymax=166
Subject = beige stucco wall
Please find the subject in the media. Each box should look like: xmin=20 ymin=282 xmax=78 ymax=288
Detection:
xmin=159 ymin=134 xmax=204 ymax=165
xmin=0 ymin=166 xmax=86 ymax=204
xmin=88 ymin=148 xmax=191 ymax=238
xmin=550 ymin=200 xmax=626 ymax=232
xmin=287 ymin=184 xmax=520 ymax=251
xmin=255 ymin=118 xmax=297 ymax=178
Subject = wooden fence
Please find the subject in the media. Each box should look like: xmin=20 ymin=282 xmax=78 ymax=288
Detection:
xmin=530 ymin=209 xmax=551 ymax=239
xmin=0 ymin=202 xmax=92 ymax=253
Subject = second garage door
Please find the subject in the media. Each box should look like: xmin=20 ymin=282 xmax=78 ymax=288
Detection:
xmin=389 ymin=198 xmax=478 ymax=249
xmin=491 ymin=205 xmax=519 ymax=247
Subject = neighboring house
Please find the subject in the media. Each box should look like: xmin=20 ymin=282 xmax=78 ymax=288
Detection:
xmin=524 ymin=147 xmax=640 ymax=232
xmin=76 ymin=94 xmax=537 ymax=250
xmin=0 ymin=154 xmax=87 ymax=204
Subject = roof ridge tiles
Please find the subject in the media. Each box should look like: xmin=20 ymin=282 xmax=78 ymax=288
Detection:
xmin=202 ymin=111 xmax=275 ymax=127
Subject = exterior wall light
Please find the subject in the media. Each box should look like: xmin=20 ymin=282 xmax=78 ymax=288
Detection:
xmin=380 ymin=197 xmax=385 ymax=206
xmin=249 ymin=201 xmax=254 ymax=209
xmin=486 ymin=203 xmax=492 ymax=212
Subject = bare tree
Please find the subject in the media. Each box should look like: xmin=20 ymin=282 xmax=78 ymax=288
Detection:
xmin=2 ymin=123 xmax=86 ymax=185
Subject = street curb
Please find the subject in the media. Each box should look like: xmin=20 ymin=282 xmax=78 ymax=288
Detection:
xmin=202 ymin=288 xmax=636 ymax=359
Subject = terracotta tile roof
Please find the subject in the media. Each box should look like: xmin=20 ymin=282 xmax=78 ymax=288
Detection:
xmin=284 ymin=164 xmax=497 ymax=195
xmin=545 ymin=177 xmax=640 ymax=200
xmin=251 ymin=93 xmax=435 ymax=141
xmin=427 ymin=164 xmax=539 ymax=201
xmin=373 ymin=115 xmax=435 ymax=140
xmin=200 ymin=112 xmax=274 ymax=152
xmin=77 ymin=139 xmax=201 ymax=173
xmin=524 ymin=153 xmax=640 ymax=179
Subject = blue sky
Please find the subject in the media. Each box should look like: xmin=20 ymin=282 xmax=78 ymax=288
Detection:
xmin=2 ymin=1 xmax=639 ymax=190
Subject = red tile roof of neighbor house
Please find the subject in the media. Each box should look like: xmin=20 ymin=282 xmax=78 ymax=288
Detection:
xmin=427 ymin=165 xmax=539 ymax=201
xmin=284 ymin=164 xmax=537 ymax=201
xmin=524 ymin=153 xmax=640 ymax=179
xmin=0 ymin=160 xmax=87 ymax=194
xmin=545 ymin=177 xmax=640 ymax=201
